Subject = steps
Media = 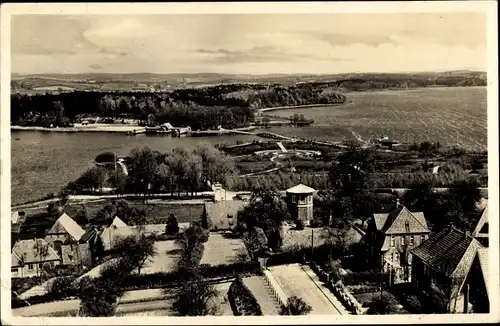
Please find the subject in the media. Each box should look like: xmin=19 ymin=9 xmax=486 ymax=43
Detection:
xmin=243 ymin=276 xmax=281 ymax=315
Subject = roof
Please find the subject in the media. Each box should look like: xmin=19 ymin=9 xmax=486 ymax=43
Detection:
xmin=476 ymin=248 xmax=490 ymax=297
xmin=286 ymin=184 xmax=315 ymax=194
xmin=12 ymin=239 xmax=61 ymax=267
xmin=472 ymin=205 xmax=488 ymax=238
xmin=80 ymin=226 xmax=100 ymax=243
xmin=47 ymin=213 xmax=85 ymax=241
xmin=110 ymin=216 xmax=128 ymax=228
xmin=374 ymin=204 xmax=429 ymax=235
xmin=410 ymin=227 xmax=483 ymax=278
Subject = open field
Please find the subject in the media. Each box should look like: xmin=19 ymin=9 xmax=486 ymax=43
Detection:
xmin=269 ymin=87 xmax=487 ymax=151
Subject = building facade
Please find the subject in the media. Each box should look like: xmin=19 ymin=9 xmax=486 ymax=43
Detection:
xmin=366 ymin=200 xmax=430 ymax=284
xmin=410 ymin=227 xmax=484 ymax=313
xmin=11 ymin=238 xmax=61 ymax=278
xmin=286 ymin=184 xmax=316 ymax=225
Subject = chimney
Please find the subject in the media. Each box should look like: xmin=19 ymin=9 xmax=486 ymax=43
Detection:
xmin=465 ymin=230 xmax=471 ymax=238
xmin=396 ymin=198 xmax=401 ymax=207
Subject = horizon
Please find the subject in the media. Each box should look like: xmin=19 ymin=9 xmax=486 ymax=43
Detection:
xmin=11 ymin=13 xmax=486 ymax=75
xmin=11 ymin=69 xmax=487 ymax=77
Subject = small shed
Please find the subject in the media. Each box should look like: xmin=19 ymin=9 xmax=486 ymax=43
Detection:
xmin=286 ymin=184 xmax=316 ymax=225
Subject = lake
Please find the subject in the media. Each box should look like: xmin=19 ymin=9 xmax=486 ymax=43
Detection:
xmin=270 ymin=87 xmax=487 ymax=150
xmin=11 ymin=131 xmax=259 ymax=206
xmin=11 ymin=87 xmax=488 ymax=205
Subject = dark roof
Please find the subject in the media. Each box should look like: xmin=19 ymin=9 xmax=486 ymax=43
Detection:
xmin=472 ymin=205 xmax=488 ymax=238
xmin=410 ymin=227 xmax=483 ymax=278
xmin=374 ymin=204 xmax=429 ymax=235
xmin=80 ymin=226 xmax=100 ymax=243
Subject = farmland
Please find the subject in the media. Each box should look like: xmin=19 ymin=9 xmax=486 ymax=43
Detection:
xmin=269 ymin=87 xmax=487 ymax=151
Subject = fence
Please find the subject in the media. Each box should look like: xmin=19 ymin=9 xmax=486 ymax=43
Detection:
xmin=262 ymin=269 xmax=288 ymax=308
xmin=308 ymin=261 xmax=365 ymax=315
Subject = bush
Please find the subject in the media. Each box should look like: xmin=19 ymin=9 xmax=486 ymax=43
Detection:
xmin=405 ymin=295 xmax=424 ymax=314
xmin=46 ymin=276 xmax=77 ymax=300
xmin=295 ymin=219 xmax=305 ymax=230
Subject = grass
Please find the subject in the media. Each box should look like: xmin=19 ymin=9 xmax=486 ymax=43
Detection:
xmin=269 ymin=87 xmax=487 ymax=151
xmin=63 ymin=202 xmax=204 ymax=224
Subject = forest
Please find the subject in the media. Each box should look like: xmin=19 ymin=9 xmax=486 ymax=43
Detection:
xmin=10 ymin=84 xmax=346 ymax=130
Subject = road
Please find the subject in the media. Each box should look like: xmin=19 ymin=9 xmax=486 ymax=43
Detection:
xmin=269 ymin=263 xmax=346 ymax=315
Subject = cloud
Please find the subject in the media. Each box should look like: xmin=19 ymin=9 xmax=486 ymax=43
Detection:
xmin=88 ymin=63 xmax=102 ymax=70
xmin=10 ymin=13 xmax=487 ymax=75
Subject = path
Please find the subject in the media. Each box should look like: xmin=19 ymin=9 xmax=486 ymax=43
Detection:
xmin=269 ymin=263 xmax=345 ymax=315
xmin=243 ymin=276 xmax=281 ymax=315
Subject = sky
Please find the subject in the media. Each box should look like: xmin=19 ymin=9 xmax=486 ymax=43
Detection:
xmin=11 ymin=13 xmax=487 ymax=75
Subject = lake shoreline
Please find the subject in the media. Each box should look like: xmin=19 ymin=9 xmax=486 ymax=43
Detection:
xmin=11 ymin=124 xmax=144 ymax=134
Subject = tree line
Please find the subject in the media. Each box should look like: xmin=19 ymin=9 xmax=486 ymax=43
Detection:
xmin=11 ymin=84 xmax=346 ymax=129
xmin=64 ymin=144 xmax=236 ymax=197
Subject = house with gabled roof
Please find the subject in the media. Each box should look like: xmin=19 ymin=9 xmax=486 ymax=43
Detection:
xmin=461 ymin=248 xmax=490 ymax=313
xmin=472 ymin=204 xmax=488 ymax=247
xmin=11 ymin=238 xmax=61 ymax=278
xmin=366 ymin=199 xmax=430 ymax=283
xmin=44 ymin=213 xmax=91 ymax=267
xmin=410 ymin=226 xmax=484 ymax=313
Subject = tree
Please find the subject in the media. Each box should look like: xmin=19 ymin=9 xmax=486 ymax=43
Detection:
xmin=112 ymin=233 xmax=157 ymax=274
xmin=176 ymin=222 xmax=208 ymax=274
xmin=33 ymin=239 xmax=50 ymax=279
xmin=74 ymin=166 xmax=108 ymax=193
xmin=78 ymin=276 xmax=122 ymax=317
xmin=403 ymin=182 xmax=435 ymax=212
xmin=165 ymin=213 xmax=180 ymax=235
xmin=280 ymin=296 xmax=312 ymax=315
xmin=75 ymin=205 xmax=90 ymax=226
xmin=128 ymin=147 xmax=159 ymax=196
xmin=243 ymin=227 xmax=269 ymax=259
xmin=200 ymin=205 xmax=212 ymax=230
xmin=236 ymin=187 xmax=289 ymax=251
xmin=172 ymin=275 xmax=220 ymax=316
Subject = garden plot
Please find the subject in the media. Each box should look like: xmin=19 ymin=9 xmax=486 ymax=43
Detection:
xmin=200 ymin=232 xmax=248 ymax=266
xmin=269 ymin=263 xmax=343 ymax=315
xmin=140 ymin=240 xmax=181 ymax=274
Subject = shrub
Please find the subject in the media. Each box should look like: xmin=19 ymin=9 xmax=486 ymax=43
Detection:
xmin=405 ymin=295 xmax=424 ymax=313
xmin=280 ymin=296 xmax=312 ymax=315
xmin=295 ymin=219 xmax=305 ymax=230
xmin=165 ymin=213 xmax=180 ymax=235
xmin=46 ymin=276 xmax=77 ymax=300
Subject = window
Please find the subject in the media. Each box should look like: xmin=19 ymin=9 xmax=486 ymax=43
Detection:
xmin=401 ymin=236 xmax=405 ymax=246
xmin=410 ymin=235 xmax=415 ymax=246
xmin=391 ymin=235 xmax=395 ymax=247
xmin=395 ymin=253 xmax=399 ymax=264
xmin=27 ymin=264 xmax=34 ymax=271
xmin=422 ymin=234 xmax=427 ymax=242
xmin=291 ymin=195 xmax=296 ymax=203
xmin=11 ymin=268 xmax=18 ymax=275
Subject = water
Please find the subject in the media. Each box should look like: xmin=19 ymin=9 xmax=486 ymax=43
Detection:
xmin=11 ymin=131 xmax=258 ymax=205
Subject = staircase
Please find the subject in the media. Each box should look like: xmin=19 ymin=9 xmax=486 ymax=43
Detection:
xmin=243 ymin=276 xmax=282 ymax=315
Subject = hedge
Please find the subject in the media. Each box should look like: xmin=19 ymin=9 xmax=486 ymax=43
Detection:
xmin=228 ymin=276 xmax=263 ymax=316
xmin=12 ymin=261 xmax=261 ymax=309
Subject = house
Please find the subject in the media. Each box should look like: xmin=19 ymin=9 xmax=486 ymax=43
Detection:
xmin=44 ymin=213 xmax=85 ymax=253
xmin=204 ymin=200 xmax=249 ymax=230
xmin=44 ymin=213 xmax=92 ymax=267
xmin=366 ymin=199 xmax=430 ymax=283
xmin=285 ymin=184 xmax=316 ymax=225
xmin=472 ymin=204 xmax=488 ymax=247
xmin=462 ymin=248 xmax=490 ymax=313
xmin=11 ymin=239 xmax=61 ymax=278
xmin=410 ymin=226 xmax=484 ymax=313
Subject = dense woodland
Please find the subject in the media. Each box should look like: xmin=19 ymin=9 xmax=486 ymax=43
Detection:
xmin=11 ymin=84 xmax=346 ymax=129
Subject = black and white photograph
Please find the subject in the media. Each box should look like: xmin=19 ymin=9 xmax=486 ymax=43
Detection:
xmin=1 ymin=1 xmax=498 ymax=324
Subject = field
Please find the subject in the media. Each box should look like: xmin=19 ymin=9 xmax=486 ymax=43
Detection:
xmin=269 ymin=87 xmax=487 ymax=151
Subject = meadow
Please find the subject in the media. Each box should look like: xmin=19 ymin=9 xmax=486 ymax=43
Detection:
xmin=269 ymin=87 xmax=487 ymax=151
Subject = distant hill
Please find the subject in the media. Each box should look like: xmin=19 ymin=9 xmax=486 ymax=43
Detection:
xmin=11 ymin=71 xmax=487 ymax=94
